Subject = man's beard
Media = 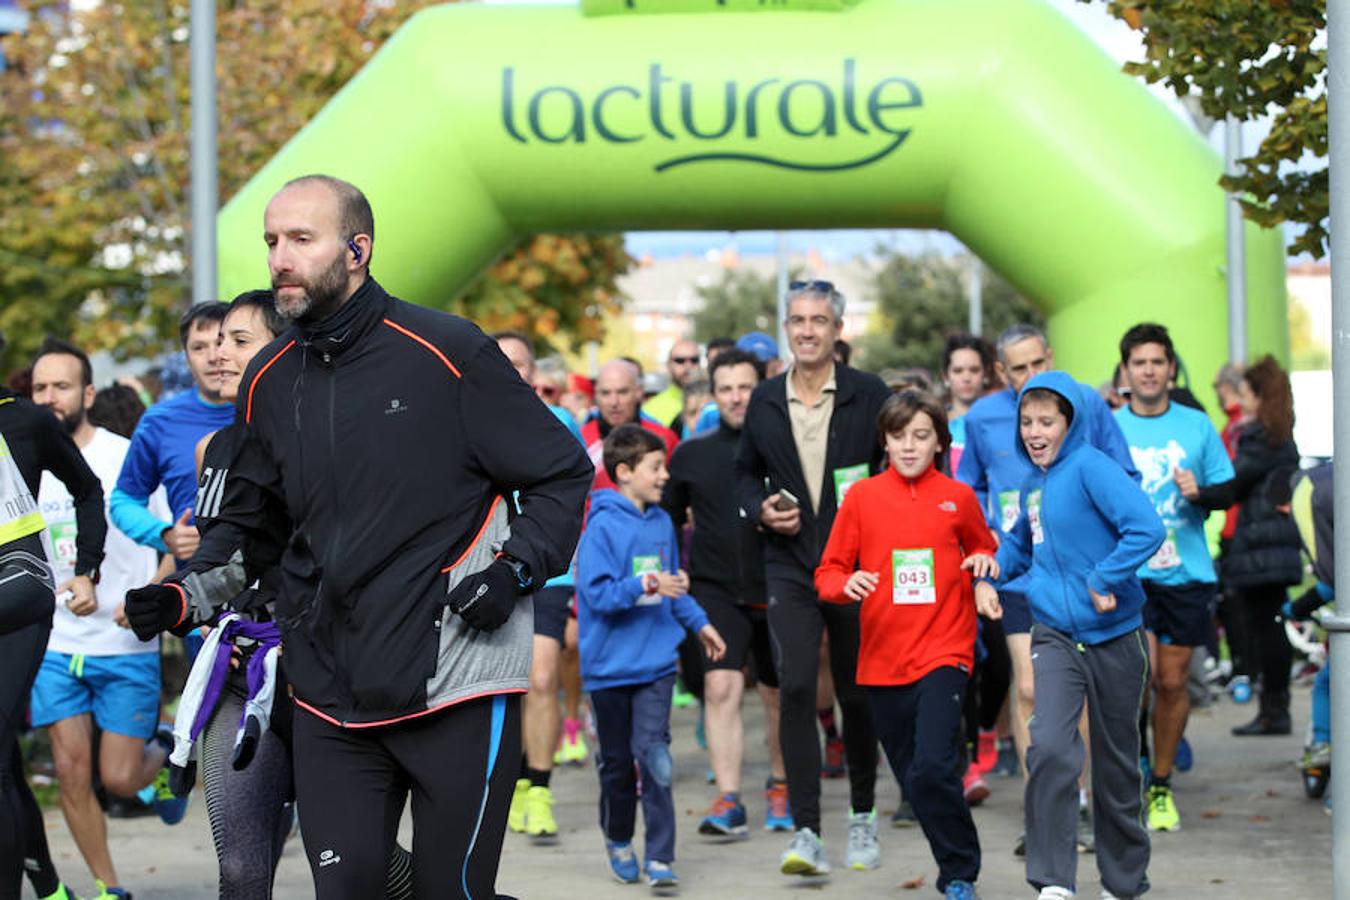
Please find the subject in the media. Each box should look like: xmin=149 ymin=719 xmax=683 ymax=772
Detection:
xmin=58 ymin=406 xmax=85 ymax=435
xmin=274 ymin=249 xmax=349 ymax=323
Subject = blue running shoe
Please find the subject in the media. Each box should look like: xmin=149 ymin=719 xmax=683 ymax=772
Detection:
xmin=945 ymin=879 xmax=978 ymax=900
xmin=646 ymin=861 xmax=678 ymax=891
xmin=605 ymin=840 xmax=640 ymax=884
xmin=765 ymin=779 xmax=794 ymax=832
xmin=1175 ymin=736 xmax=1193 ymax=773
xmin=146 ymin=767 xmax=189 ymax=825
xmin=699 ymin=794 xmax=748 ymax=836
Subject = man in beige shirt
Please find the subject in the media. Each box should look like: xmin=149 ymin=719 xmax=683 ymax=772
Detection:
xmin=734 ymin=281 xmax=891 ymax=878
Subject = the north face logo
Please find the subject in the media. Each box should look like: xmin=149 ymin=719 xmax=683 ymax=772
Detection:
xmin=385 ymin=398 xmax=408 ymax=415
xmin=938 ymin=501 xmax=957 ymax=512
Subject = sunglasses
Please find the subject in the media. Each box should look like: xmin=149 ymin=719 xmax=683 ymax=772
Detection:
xmin=670 ymin=356 xmax=700 ymax=365
xmin=536 ymin=384 xmax=560 ymax=400
xmin=789 ymin=279 xmax=836 ymax=293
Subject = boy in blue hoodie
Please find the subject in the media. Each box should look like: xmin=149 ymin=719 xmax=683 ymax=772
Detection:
xmin=577 ymin=424 xmax=726 ymax=892
xmin=974 ymin=372 xmax=1164 ymax=900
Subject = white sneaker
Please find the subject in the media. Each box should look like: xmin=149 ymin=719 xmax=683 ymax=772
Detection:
xmin=844 ymin=808 xmax=880 ymax=870
xmin=1038 ymin=888 xmax=1075 ymax=900
xmin=780 ymin=827 xmax=830 ymax=876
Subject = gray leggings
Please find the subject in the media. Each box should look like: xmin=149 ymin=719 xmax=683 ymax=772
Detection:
xmin=200 ymin=688 xmax=415 ymax=899
xmin=200 ymin=688 xmax=293 ymax=899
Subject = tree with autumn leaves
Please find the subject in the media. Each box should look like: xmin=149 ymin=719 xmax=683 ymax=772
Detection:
xmin=0 ymin=0 xmax=630 ymax=373
xmin=1087 ymin=0 xmax=1327 ymax=259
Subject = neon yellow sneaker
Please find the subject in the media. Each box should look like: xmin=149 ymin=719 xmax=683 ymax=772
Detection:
xmin=1146 ymin=784 xmax=1180 ymax=832
xmin=38 ymin=884 xmax=81 ymax=900
xmin=92 ymin=880 xmax=131 ymax=898
xmin=555 ymin=729 xmax=589 ymax=766
xmin=507 ymin=777 xmax=530 ymax=833
xmin=523 ymin=785 xmax=558 ymax=840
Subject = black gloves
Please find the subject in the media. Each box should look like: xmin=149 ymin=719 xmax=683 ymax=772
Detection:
xmin=124 ymin=583 xmax=186 ymax=641
xmin=448 ymin=559 xmax=519 ymax=632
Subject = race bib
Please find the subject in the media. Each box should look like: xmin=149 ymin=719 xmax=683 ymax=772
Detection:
xmin=632 ymin=554 xmax=663 ymax=606
xmin=1147 ymin=529 xmax=1181 ymax=570
xmin=892 ymin=548 xmax=936 ymax=604
xmin=997 ymin=490 xmax=1021 ymax=533
xmin=833 ymin=463 xmax=870 ymax=503
xmin=47 ymin=521 xmax=78 ymax=567
xmin=1026 ymin=490 xmax=1044 ymax=545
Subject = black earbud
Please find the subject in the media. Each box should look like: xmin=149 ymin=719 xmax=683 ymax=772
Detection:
xmin=348 ymin=239 xmax=362 ymax=263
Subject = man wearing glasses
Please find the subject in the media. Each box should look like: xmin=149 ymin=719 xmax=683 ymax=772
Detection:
xmin=735 ymin=281 xmax=890 ymax=876
xmin=643 ymin=339 xmax=703 ymax=436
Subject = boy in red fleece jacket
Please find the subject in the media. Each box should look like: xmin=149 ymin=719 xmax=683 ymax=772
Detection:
xmin=816 ymin=391 xmax=998 ymax=900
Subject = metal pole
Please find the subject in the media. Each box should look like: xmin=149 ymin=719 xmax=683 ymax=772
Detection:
xmin=967 ymin=254 xmax=983 ymax=336
xmin=190 ymin=0 xmax=217 ymax=305
xmin=1224 ymin=115 xmax=1247 ymax=363
xmin=1326 ymin=2 xmax=1350 ymax=897
xmin=775 ymin=231 xmax=789 ymax=363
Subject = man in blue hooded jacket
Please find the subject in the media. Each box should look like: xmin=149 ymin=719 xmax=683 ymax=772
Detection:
xmin=975 ymin=372 xmax=1163 ymax=900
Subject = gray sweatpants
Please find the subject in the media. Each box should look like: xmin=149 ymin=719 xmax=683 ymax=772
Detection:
xmin=1026 ymin=623 xmax=1151 ymax=897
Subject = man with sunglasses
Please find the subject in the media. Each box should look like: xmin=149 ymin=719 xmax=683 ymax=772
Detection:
xmin=735 ymin=280 xmax=890 ymax=876
xmin=643 ymin=339 xmax=703 ymax=437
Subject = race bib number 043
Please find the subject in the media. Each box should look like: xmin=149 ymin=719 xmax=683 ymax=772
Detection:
xmin=892 ymin=548 xmax=936 ymax=604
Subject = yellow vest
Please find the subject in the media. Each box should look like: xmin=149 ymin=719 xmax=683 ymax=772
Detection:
xmin=0 ymin=429 xmax=45 ymax=545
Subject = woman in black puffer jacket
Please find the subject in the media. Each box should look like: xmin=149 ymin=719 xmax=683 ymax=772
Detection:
xmin=1222 ymin=356 xmax=1302 ymax=736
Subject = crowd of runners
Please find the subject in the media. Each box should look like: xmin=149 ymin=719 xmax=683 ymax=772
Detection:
xmin=0 ymin=175 xmax=1329 ymax=900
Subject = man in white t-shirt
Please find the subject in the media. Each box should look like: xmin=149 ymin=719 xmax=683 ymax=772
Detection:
xmin=29 ymin=338 xmax=185 ymax=900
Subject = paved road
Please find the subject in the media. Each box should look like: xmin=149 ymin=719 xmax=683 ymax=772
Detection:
xmin=29 ymin=685 xmax=1332 ymax=898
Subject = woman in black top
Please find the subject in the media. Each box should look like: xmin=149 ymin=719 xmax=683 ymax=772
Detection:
xmin=1222 ymin=356 xmax=1302 ymax=736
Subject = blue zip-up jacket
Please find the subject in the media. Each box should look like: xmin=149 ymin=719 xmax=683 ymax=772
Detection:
xmin=576 ymin=489 xmax=710 ymax=691
xmin=112 ymin=388 xmax=234 ymax=553
xmin=956 ymin=379 xmax=1138 ymax=536
xmin=989 ymin=372 xmax=1164 ymax=645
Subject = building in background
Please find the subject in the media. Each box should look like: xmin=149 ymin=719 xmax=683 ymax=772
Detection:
xmin=616 ymin=244 xmax=877 ymax=367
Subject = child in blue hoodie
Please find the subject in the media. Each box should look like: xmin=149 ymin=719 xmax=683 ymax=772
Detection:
xmin=577 ymin=424 xmax=726 ymax=891
xmin=974 ymin=372 xmax=1164 ymax=900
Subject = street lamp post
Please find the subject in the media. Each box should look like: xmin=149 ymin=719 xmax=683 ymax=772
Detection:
xmin=190 ymin=0 xmax=217 ymax=305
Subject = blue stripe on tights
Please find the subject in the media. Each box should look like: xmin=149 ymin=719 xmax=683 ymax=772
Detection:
xmin=462 ymin=695 xmax=506 ymax=899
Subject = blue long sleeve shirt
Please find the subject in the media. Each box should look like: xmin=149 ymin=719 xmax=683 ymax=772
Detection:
xmin=112 ymin=388 xmax=234 ymax=552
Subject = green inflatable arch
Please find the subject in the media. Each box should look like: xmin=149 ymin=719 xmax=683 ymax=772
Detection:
xmin=217 ymin=0 xmax=1287 ymax=388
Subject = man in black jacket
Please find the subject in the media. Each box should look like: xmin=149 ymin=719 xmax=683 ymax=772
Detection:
xmin=734 ymin=281 xmax=890 ymax=877
xmin=126 ymin=175 xmax=592 ymax=900
xmin=662 ymin=348 xmax=790 ymax=837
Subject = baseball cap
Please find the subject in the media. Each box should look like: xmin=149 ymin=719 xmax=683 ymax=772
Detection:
xmin=736 ymin=331 xmax=779 ymax=363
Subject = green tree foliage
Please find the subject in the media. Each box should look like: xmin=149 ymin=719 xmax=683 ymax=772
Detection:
xmin=1086 ymin=1 xmax=1327 ymax=258
xmin=853 ymin=252 xmax=1043 ymax=374
xmin=689 ymin=266 xmax=790 ymax=343
xmin=0 ymin=1 xmax=630 ymax=374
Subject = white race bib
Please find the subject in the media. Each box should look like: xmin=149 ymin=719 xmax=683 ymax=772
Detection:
xmin=1147 ymin=529 xmax=1181 ymax=570
xmin=892 ymin=548 xmax=937 ymax=604
xmin=997 ymin=490 xmax=1021 ymax=533
xmin=1027 ymin=490 xmax=1044 ymax=545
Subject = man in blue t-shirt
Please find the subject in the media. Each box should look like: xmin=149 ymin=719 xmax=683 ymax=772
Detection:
xmin=1115 ymin=323 xmax=1234 ymax=834
xmin=111 ymin=302 xmax=233 ymax=565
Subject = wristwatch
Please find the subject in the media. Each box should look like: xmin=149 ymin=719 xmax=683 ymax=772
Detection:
xmin=643 ymin=573 xmax=660 ymax=594
xmin=74 ymin=565 xmax=100 ymax=585
xmin=497 ymin=553 xmax=534 ymax=592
